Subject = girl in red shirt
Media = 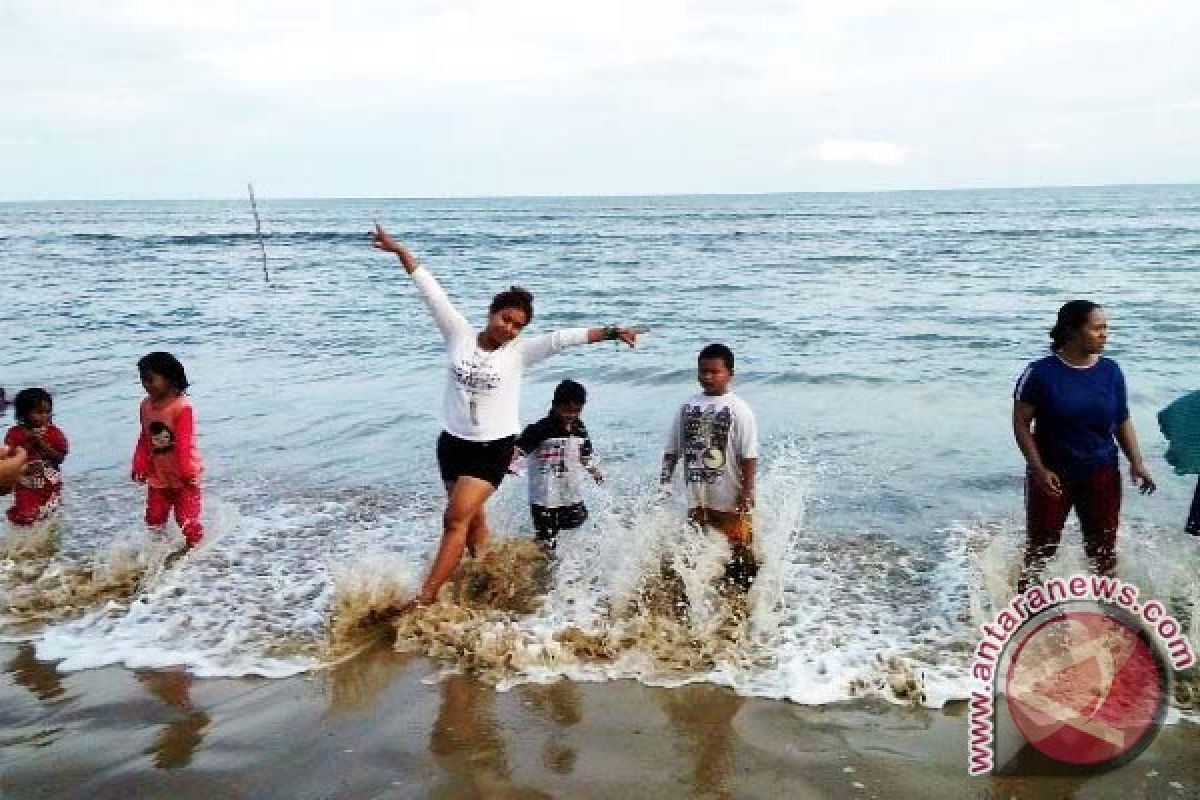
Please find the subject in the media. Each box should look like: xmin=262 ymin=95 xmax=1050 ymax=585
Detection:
xmin=5 ymin=388 xmax=69 ymax=526
xmin=132 ymin=352 xmax=205 ymax=549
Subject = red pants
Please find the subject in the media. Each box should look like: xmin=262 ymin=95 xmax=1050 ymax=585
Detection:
xmin=1021 ymin=465 xmax=1121 ymax=589
xmin=7 ymin=483 xmax=61 ymax=526
xmin=146 ymin=486 xmax=204 ymax=545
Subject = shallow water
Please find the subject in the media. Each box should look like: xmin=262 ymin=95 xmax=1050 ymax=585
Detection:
xmin=1 ymin=186 xmax=1197 ymax=705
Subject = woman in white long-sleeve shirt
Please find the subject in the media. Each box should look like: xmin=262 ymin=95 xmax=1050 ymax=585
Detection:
xmin=372 ymin=224 xmax=639 ymax=609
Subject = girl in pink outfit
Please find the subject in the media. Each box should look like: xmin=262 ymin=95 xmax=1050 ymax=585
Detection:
xmin=132 ymin=352 xmax=204 ymax=548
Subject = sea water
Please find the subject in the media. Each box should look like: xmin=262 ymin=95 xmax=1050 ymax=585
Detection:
xmin=1 ymin=186 xmax=1197 ymax=705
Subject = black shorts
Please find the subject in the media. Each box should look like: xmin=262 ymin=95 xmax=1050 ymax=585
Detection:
xmin=531 ymin=502 xmax=589 ymax=541
xmin=436 ymin=432 xmax=516 ymax=489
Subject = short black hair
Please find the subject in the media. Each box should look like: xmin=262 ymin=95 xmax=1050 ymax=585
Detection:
xmin=552 ymin=379 xmax=587 ymax=406
xmin=1049 ymin=300 xmax=1101 ymax=351
xmin=489 ymin=286 xmax=534 ymax=323
xmin=138 ymin=351 xmax=190 ymax=391
xmin=14 ymin=388 xmax=53 ymax=425
xmin=698 ymin=343 xmax=735 ymax=371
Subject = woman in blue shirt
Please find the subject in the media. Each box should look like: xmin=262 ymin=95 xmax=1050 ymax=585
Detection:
xmin=1013 ymin=300 xmax=1156 ymax=589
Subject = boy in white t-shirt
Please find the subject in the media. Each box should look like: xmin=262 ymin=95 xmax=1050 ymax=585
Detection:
xmin=660 ymin=343 xmax=759 ymax=589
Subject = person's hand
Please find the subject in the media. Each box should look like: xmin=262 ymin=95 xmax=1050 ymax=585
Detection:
xmin=588 ymin=465 xmax=604 ymax=484
xmin=181 ymin=475 xmax=200 ymax=489
xmin=370 ymin=222 xmax=402 ymax=254
xmin=736 ymin=490 xmax=755 ymax=513
xmin=616 ymin=327 xmax=639 ymax=348
xmin=371 ymin=223 xmax=418 ymax=271
xmin=132 ymin=469 xmax=147 ymax=484
xmin=0 ymin=445 xmax=26 ymax=494
xmin=1031 ymin=467 xmax=1062 ymax=497
xmin=1130 ymin=462 xmax=1157 ymax=495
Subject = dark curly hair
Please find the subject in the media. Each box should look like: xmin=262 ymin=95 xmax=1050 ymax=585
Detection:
xmin=14 ymin=388 xmax=53 ymax=425
xmin=489 ymin=286 xmax=534 ymax=323
xmin=137 ymin=351 xmax=190 ymax=392
xmin=1049 ymin=300 xmax=1100 ymax=351
xmin=552 ymin=379 xmax=587 ymax=407
xmin=698 ymin=343 xmax=735 ymax=371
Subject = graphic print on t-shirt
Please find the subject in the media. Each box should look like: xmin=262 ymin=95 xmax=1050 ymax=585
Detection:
xmin=6 ymin=427 xmax=63 ymax=491
xmin=149 ymin=421 xmax=175 ymax=454
xmin=535 ymin=440 xmax=570 ymax=478
xmin=682 ymin=405 xmax=733 ymax=485
xmin=518 ymin=416 xmax=594 ymax=509
xmin=17 ymin=459 xmax=57 ymax=491
xmin=451 ymin=357 xmax=501 ymax=393
xmin=452 ymin=352 xmax=501 ymax=426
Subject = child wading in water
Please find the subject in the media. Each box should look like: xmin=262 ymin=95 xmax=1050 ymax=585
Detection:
xmin=132 ymin=352 xmax=205 ymax=551
xmin=661 ymin=344 xmax=759 ymax=590
xmin=4 ymin=388 xmax=69 ymax=526
xmin=514 ymin=379 xmax=604 ymax=550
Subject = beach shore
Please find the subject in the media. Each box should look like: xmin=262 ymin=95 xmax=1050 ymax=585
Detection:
xmin=2 ymin=641 xmax=1198 ymax=799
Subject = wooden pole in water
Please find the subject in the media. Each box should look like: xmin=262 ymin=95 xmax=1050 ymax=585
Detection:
xmin=248 ymin=182 xmax=269 ymax=283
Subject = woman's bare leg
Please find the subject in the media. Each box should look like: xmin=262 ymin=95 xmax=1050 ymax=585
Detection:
xmin=465 ymin=504 xmax=492 ymax=558
xmin=445 ymin=480 xmax=493 ymax=558
xmin=419 ymin=476 xmax=494 ymax=603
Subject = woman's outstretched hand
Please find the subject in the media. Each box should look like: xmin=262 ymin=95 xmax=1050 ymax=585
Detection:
xmin=371 ymin=223 xmax=419 ymax=273
xmin=616 ymin=327 xmax=639 ymax=347
xmin=590 ymin=326 xmax=644 ymax=347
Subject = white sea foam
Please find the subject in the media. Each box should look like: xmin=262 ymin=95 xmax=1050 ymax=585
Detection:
xmin=29 ymin=488 xmax=436 ymax=678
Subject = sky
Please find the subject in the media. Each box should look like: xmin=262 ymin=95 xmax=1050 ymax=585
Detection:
xmin=2 ymin=0 xmax=1198 ymax=199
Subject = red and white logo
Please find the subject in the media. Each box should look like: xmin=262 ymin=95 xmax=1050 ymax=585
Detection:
xmin=1004 ymin=609 xmax=1167 ymax=768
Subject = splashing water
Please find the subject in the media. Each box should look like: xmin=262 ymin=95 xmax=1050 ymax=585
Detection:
xmin=1 ymin=515 xmax=147 ymax=635
xmin=5 ymin=444 xmax=1197 ymax=712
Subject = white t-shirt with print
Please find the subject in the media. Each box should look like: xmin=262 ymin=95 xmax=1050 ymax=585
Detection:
xmin=517 ymin=415 xmax=595 ymax=508
xmin=411 ymin=267 xmax=589 ymax=442
xmin=664 ymin=391 xmax=758 ymax=513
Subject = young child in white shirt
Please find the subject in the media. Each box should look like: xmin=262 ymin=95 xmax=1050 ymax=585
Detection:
xmin=514 ymin=379 xmax=603 ymax=550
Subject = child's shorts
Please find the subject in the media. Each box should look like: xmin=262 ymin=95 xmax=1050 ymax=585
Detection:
xmin=531 ymin=502 xmax=589 ymax=542
xmin=437 ymin=432 xmax=516 ymax=489
xmin=688 ymin=507 xmax=753 ymax=546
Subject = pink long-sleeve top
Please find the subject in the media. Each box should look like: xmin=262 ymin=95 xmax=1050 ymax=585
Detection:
xmin=132 ymin=394 xmax=203 ymax=489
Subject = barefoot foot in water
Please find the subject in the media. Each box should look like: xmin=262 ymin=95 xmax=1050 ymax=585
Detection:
xmin=163 ymin=539 xmax=200 ymax=569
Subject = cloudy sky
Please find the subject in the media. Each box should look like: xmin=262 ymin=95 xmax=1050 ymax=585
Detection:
xmin=2 ymin=0 xmax=1197 ymax=199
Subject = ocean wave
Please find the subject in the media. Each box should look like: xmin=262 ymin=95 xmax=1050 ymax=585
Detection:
xmin=45 ymin=231 xmax=371 ymax=246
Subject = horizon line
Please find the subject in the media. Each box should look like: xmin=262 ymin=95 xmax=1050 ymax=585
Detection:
xmin=2 ymin=180 xmax=1197 ymax=205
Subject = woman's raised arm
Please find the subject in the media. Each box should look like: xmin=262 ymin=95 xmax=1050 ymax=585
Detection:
xmin=371 ymin=223 xmax=420 ymax=274
xmin=372 ymin=223 xmax=470 ymax=341
xmin=521 ymin=325 xmax=642 ymax=366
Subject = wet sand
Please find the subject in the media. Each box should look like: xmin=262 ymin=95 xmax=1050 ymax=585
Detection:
xmin=2 ymin=641 xmax=1198 ymax=799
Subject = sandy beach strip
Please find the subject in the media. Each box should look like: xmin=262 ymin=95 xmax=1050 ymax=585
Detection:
xmin=2 ymin=641 xmax=1198 ymax=799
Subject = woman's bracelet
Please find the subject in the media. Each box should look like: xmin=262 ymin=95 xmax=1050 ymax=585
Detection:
xmin=602 ymin=325 xmax=620 ymax=341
